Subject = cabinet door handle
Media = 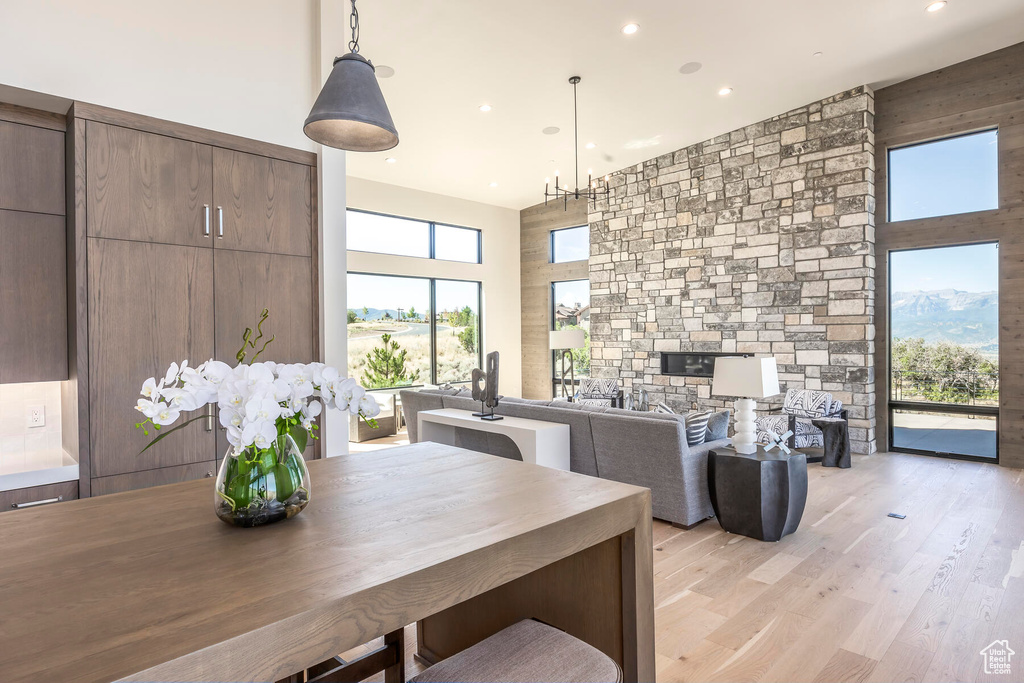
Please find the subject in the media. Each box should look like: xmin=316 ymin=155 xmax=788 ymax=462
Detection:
xmin=203 ymin=204 xmax=211 ymax=236
xmin=217 ymin=206 xmax=224 ymax=238
xmin=205 ymin=404 xmax=214 ymax=432
xmin=12 ymin=495 xmax=63 ymax=509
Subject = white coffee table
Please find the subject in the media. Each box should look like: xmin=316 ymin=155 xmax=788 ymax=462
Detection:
xmin=417 ymin=408 xmax=571 ymax=470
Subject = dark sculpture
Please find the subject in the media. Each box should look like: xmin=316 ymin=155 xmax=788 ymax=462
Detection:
xmin=471 ymin=351 xmax=502 ymax=421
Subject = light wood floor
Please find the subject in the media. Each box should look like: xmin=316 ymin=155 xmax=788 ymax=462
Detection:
xmin=344 ymin=451 xmax=1024 ymax=682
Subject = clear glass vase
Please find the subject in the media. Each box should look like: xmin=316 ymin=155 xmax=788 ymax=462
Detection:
xmin=214 ymin=433 xmax=310 ymax=528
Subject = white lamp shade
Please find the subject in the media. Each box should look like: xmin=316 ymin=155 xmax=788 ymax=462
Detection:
xmin=549 ymin=329 xmax=586 ymax=350
xmin=711 ymin=356 xmax=781 ymax=399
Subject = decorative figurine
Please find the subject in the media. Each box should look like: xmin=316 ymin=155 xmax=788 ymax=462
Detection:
xmin=471 ymin=351 xmax=503 ymax=421
xmin=764 ymin=429 xmax=794 ymax=455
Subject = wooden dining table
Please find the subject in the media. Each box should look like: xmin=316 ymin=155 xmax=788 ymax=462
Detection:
xmin=0 ymin=442 xmax=654 ymax=683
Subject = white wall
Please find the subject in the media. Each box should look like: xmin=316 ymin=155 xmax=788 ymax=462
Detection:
xmin=0 ymin=0 xmax=318 ymax=151
xmin=0 ymin=0 xmax=356 ymax=454
xmin=346 ymin=177 xmax=523 ymax=396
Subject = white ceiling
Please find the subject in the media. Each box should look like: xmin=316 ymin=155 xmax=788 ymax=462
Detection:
xmin=343 ymin=0 xmax=1024 ymax=211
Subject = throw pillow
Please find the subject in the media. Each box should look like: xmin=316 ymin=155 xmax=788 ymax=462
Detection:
xmin=654 ymin=402 xmax=675 ymax=414
xmin=684 ymin=411 xmax=712 ymax=446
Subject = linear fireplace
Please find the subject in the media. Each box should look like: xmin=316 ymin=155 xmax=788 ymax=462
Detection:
xmin=659 ymin=352 xmax=750 ymax=378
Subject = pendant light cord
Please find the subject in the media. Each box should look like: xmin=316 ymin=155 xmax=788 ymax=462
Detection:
xmin=349 ymin=0 xmax=360 ymax=53
xmin=573 ymin=79 xmax=579 ymax=193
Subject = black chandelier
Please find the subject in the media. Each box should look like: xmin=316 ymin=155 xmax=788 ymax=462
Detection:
xmin=544 ymin=76 xmax=610 ymax=210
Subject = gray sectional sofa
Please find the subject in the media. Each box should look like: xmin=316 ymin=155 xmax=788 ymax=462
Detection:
xmin=400 ymin=388 xmax=730 ymax=527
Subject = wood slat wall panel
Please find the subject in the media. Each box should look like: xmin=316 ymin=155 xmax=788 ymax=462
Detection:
xmin=519 ymin=198 xmax=589 ymax=399
xmin=874 ymin=41 xmax=1024 ymax=468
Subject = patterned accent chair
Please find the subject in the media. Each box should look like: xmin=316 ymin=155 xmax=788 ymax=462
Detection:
xmin=755 ymin=388 xmax=847 ymax=451
xmin=575 ymin=378 xmax=624 ymax=408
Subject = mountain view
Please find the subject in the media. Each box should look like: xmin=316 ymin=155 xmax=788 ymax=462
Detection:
xmin=891 ymin=289 xmax=998 ymax=356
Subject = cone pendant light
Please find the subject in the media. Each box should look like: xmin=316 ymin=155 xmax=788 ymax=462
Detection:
xmin=305 ymin=0 xmax=398 ymax=151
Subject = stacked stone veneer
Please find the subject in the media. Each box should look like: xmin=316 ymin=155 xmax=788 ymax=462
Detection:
xmin=589 ymin=87 xmax=877 ymax=453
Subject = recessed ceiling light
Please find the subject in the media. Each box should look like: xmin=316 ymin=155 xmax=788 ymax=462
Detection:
xmin=542 ymin=126 xmax=560 ymax=135
xmin=479 ymin=104 xmax=492 ymax=112
xmin=621 ymin=23 xmax=639 ymax=35
xmin=812 ymin=51 xmax=824 ymax=58
xmin=718 ymin=87 xmax=733 ymax=96
xmin=489 ymin=181 xmax=498 ymax=187
xmin=585 ymin=142 xmax=596 ymax=149
xmin=926 ymin=1 xmax=946 ymax=11
xmin=679 ymin=62 xmax=702 ymax=75
xmin=385 ymin=157 xmax=396 ymax=163
xmin=375 ymin=65 xmax=395 ymax=79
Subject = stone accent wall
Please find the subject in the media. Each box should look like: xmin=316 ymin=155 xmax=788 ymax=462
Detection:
xmin=588 ymin=87 xmax=877 ymax=453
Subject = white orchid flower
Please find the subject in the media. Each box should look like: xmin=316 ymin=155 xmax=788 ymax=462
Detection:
xmin=358 ymin=394 xmax=381 ymax=418
xmin=203 ymin=360 xmax=233 ymax=385
xmin=135 ymin=398 xmax=160 ymax=418
xmin=279 ymin=364 xmax=315 ymax=399
xmin=245 ymin=396 xmax=283 ymax=424
xmin=152 ymin=402 xmax=180 ymax=426
xmin=219 ymin=407 xmax=243 ymax=430
xmin=140 ymin=377 xmax=160 ymax=400
xmin=241 ymin=420 xmax=278 ymax=451
xmin=162 ymin=361 xmax=180 ymax=387
xmin=162 ymin=387 xmax=202 ymax=412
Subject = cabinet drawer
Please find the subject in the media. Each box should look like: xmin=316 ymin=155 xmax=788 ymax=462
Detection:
xmin=0 ymin=480 xmax=78 ymax=513
xmin=91 ymin=461 xmax=217 ymax=496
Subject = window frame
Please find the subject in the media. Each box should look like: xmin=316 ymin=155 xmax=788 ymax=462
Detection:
xmin=550 ymin=278 xmax=591 ymax=396
xmin=886 ymin=128 xmax=1000 ymax=223
xmin=549 ymin=224 xmax=589 ymax=264
xmin=347 ymin=270 xmax=483 ymax=389
xmin=346 ymin=208 xmax=482 ymax=264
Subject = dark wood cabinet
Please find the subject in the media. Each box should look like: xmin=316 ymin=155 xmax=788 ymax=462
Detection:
xmin=213 ymin=250 xmax=314 ymax=364
xmin=0 ymin=118 xmax=64 ymax=215
xmin=86 ymin=122 xmax=213 ymax=247
xmin=0 ymin=480 xmax=78 ymax=513
xmin=212 ymin=148 xmax=312 ymax=256
xmin=66 ymin=102 xmax=320 ymax=496
xmin=0 ymin=210 xmax=68 ymax=383
xmin=87 ymin=238 xmax=216 ymax=477
xmin=90 ymin=460 xmax=217 ymax=497
xmin=213 ymin=249 xmax=315 ymax=457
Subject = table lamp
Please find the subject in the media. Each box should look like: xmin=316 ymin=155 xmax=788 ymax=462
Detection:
xmin=711 ymin=356 xmax=780 ymax=453
xmin=549 ymin=329 xmax=586 ymax=400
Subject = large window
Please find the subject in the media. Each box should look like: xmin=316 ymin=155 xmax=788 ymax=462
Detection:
xmin=347 ymin=209 xmax=481 ymax=263
xmin=551 ymin=225 xmax=589 ymax=263
xmin=551 ymin=279 xmax=590 ymax=397
xmin=888 ymin=243 xmax=999 ymax=461
xmin=347 ymin=273 xmax=482 ymax=389
xmin=888 ymin=130 xmax=998 ymax=222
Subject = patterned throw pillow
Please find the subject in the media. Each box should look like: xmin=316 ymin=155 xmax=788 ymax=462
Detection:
xmin=684 ymin=411 xmax=712 ymax=446
xmin=654 ymin=402 xmax=675 ymax=414
xmin=782 ymin=388 xmax=835 ymax=418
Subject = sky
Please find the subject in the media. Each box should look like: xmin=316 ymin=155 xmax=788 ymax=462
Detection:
xmin=553 ymin=279 xmax=590 ymax=309
xmin=347 ymin=210 xmax=479 ymax=263
xmin=889 ymin=129 xmax=998 ymax=222
xmin=890 ymin=242 xmax=998 ymax=294
xmin=553 ymin=226 xmax=589 ymax=262
xmin=347 ymin=273 xmax=478 ymax=314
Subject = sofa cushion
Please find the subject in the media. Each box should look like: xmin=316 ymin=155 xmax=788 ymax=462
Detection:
xmin=496 ymin=402 xmax=600 ymax=477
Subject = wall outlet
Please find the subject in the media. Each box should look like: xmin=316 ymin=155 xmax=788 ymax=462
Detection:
xmin=27 ymin=405 xmax=45 ymax=428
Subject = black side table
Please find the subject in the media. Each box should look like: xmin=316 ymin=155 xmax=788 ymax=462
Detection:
xmin=708 ymin=446 xmax=808 ymax=542
xmin=811 ymin=417 xmax=852 ymax=468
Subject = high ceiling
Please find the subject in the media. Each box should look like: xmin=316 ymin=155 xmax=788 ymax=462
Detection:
xmin=343 ymin=0 xmax=1024 ymax=210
